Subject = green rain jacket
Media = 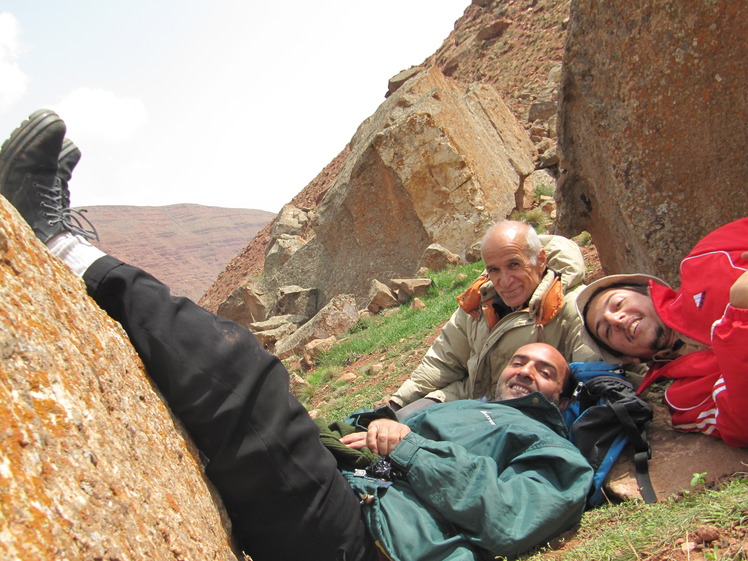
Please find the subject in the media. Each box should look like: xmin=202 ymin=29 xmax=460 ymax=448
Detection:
xmin=343 ymin=394 xmax=593 ymax=560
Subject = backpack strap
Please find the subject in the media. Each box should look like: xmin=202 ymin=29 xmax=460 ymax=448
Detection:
xmin=609 ymin=401 xmax=657 ymax=504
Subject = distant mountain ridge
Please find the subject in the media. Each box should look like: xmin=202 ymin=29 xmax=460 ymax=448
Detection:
xmin=82 ymin=203 xmax=275 ymax=302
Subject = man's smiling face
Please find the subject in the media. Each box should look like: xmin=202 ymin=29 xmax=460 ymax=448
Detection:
xmin=585 ymin=287 xmax=671 ymax=362
xmin=481 ymin=224 xmax=546 ymax=309
xmin=494 ymin=343 xmax=569 ymax=405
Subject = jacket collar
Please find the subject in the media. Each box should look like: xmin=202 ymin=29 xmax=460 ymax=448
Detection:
xmin=489 ymin=392 xmax=569 ymax=438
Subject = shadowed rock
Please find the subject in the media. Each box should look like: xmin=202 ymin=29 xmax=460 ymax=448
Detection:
xmin=555 ymin=0 xmax=748 ymax=284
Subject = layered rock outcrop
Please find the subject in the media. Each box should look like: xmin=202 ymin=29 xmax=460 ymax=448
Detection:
xmin=555 ymin=0 xmax=748 ymax=283
xmin=201 ymin=0 xmax=572 ymax=318
xmin=256 ymin=66 xmax=537 ymax=313
xmin=0 ymin=197 xmax=237 ymax=560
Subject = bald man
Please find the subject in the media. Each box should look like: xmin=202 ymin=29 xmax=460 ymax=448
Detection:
xmin=390 ymin=220 xmax=596 ymax=417
xmin=339 ymin=343 xmax=590 ymax=559
xmin=348 ymin=342 xmax=572 ymax=453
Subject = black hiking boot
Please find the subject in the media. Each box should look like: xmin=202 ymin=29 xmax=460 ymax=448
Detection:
xmin=0 ymin=109 xmax=98 ymax=242
xmin=58 ymin=137 xmax=81 ymax=209
xmin=56 ymin=138 xmax=97 ymax=240
xmin=0 ymin=109 xmax=66 ymax=243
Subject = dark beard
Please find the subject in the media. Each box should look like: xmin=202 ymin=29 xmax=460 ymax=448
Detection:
xmin=650 ymin=324 xmax=668 ymax=352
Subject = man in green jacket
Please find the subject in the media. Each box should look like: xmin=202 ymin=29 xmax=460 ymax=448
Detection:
xmin=342 ymin=342 xmax=593 ymax=560
xmin=390 ymin=220 xmax=596 ymax=417
xmin=1 ymin=110 xmax=592 ymax=561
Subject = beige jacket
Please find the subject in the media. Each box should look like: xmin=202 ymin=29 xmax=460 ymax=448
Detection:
xmin=391 ymin=235 xmax=596 ymax=406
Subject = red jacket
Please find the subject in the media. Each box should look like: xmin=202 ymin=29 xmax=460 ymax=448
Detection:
xmin=638 ymin=218 xmax=748 ymax=447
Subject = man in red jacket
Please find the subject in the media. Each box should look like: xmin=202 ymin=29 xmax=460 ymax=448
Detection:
xmin=576 ymin=218 xmax=748 ymax=447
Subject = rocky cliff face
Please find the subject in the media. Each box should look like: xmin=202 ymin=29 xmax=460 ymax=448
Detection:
xmin=82 ymin=203 xmax=274 ymax=302
xmin=202 ymin=0 xmax=570 ymax=320
xmin=424 ymin=0 xmax=570 ymax=122
xmin=206 ymin=0 xmax=745 ymax=320
xmin=555 ymin=0 xmax=748 ymax=284
xmin=0 ymin=197 xmax=237 ymax=560
xmin=254 ymin=66 xmax=538 ymax=311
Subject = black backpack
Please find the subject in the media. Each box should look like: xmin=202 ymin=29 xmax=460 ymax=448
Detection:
xmin=562 ymin=361 xmax=656 ymax=507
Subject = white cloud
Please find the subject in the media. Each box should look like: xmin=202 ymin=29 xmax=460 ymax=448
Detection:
xmin=0 ymin=13 xmax=28 ymax=113
xmin=53 ymin=88 xmax=148 ymax=144
xmin=0 ymin=1 xmax=467 ymax=211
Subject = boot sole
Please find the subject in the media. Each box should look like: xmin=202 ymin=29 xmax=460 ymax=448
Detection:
xmin=59 ymin=138 xmax=81 ymax=163
xmin=0 ymin=109 xmax=64 ymax=188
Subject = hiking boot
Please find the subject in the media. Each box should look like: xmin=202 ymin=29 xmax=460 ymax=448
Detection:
xmin=0 ymin=109 xmax=66 ymax=243
xmin=0 ymin=110 xmax=98 ymax=243
xmin=55 ymin=137 xmax=98 ymax=241
xmin=58 ymin=137 xmax=81 ymax=209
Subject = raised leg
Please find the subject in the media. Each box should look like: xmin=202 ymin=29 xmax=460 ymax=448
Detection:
xmin=84 ymin=256 xmax=376 ymax=561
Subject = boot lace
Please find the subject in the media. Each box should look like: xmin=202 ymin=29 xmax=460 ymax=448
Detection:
xmin=37 ymin=179 xmax=99 ymax=242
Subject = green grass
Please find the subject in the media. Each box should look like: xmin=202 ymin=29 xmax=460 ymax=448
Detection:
xmin=572 ymin=230 xmax=592 ymax=247
xmin=535 ymin=181 xmax=555 ymax=199
xmin=290 ymin=261 xmax=483 ymax=419
xmin=519 ymin=477 xmax=748 ymax=560
xmin=510 ymin=207 xmax=550 ymax=233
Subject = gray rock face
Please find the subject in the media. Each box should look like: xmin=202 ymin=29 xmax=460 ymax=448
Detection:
xmin=262 ymin=66 xmax=536 ymax=311
xmin=275 ymin=285 xmax=318 ymax=318
xmin=216 ymin=280 xmax=270 ymax=326
xmin=274 ymin=294 xmax=359 ymax=358
xmin=0 ymin=197 xmax=237 ymax=560
xmin=555 ymin=0 xmax=748 ymax=284
xmin=264 ymin=234 xmax=305 ymax=271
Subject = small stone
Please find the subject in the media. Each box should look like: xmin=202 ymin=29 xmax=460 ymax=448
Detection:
xmin=694 ymin=525 xmax=721 ymax=544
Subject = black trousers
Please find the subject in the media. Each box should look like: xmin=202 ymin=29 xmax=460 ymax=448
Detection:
xmin=84 ymin=256 xmax=376 ymax=561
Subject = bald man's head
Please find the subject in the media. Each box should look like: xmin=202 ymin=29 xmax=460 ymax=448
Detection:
xmin=494 ymin=343 xmax=571 ymax=406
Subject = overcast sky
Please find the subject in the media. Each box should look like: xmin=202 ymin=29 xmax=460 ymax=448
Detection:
xmin=0 ymin=1 xmax=467 ymax=213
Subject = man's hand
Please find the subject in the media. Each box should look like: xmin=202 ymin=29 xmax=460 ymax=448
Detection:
xmin=730 ymin=253 xmax=748 ymax=309
xmin=339 ymin=419 xmax=411 ymax=456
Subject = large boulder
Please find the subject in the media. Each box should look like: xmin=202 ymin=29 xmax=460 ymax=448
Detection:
xmin=0 ymin=197 xmax=237 ymax=560
xmin=555 ymin=0 xmax=748 ymax=284
xmin=216 ymin=279 xmax=270 ymax=326
xmin=262 ymin=66 xmax=536 ymax=310
xmin=274 ymin=294 xmax=359 ymax=358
